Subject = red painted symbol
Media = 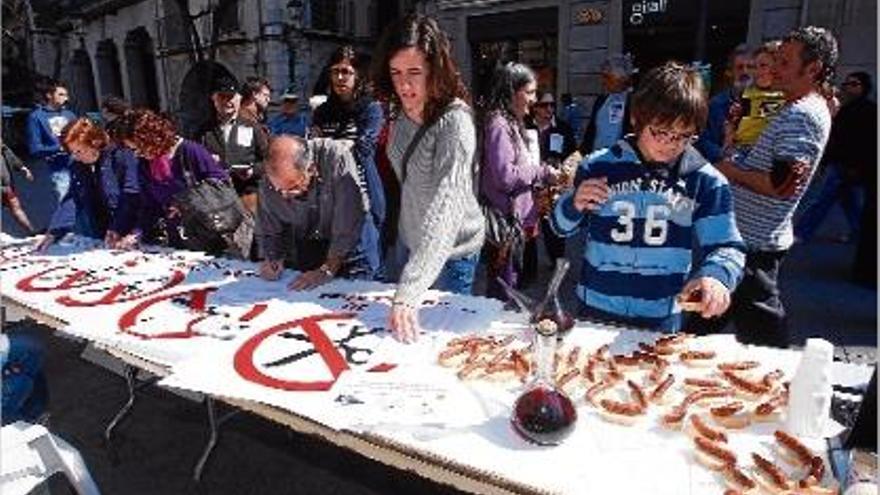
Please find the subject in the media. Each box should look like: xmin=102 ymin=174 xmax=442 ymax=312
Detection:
xmin=15 ymin=266 xmax=107 ymax=292
xmin=117 ymin=287 xmax=219 ymax=339
xmin=239 ymin=303 xmax=268 ymax=322
xmin=56 ymin=270 xmax=187 ymax=307
xmin=234 ymin=313 xmax=372 ymax=392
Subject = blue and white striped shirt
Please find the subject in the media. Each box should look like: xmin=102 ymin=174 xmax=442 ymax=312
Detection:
xmin=552 ymin=139 xmax=746 ymax=331
xmin=731 ymin=92 xmax=831 ymax=251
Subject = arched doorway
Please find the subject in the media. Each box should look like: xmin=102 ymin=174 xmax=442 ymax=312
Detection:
xmin=177 ymin=60 xmax=235 ymax=138
xmin=68 ymin=49 xmax=99 ymax=113
xmin=96 ymin=39 xmax=124 ymax=100
xmin=124 ymin=28 xmax=160 ymax=109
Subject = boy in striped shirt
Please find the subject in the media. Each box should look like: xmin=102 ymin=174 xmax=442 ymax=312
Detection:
xmin=552 ymin=62 xmax=746 ymax=332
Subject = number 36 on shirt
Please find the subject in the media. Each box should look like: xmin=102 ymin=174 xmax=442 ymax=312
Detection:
xmin=609 ymin=200 xmax=670 ymax=246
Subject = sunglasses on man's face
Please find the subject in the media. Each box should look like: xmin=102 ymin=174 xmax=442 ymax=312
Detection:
xmin=842 ymin=80 xmax=862 ymax=88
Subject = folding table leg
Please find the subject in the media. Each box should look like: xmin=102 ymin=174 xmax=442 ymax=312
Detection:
xmin=192 ymin=397 xmax=241 ymax=482
xmin=103 ymin=364 xmax=161 ymax=443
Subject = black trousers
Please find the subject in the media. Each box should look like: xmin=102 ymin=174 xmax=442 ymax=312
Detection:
xmin=686 ymin=250 xmax=790 ymax=348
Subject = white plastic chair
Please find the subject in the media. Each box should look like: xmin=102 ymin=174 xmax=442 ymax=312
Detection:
xmin=1 ymin=421 xmax=101 ymax=495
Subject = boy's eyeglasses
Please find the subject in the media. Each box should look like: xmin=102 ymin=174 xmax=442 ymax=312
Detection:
xmin=647 ymin=125 xmax=698 ymax=145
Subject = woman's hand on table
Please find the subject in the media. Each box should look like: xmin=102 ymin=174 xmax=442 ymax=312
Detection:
xmin=35 ymin=233 xmax=55 ymax=252
xmin=390 ymin=302 xmax=420 ymax=344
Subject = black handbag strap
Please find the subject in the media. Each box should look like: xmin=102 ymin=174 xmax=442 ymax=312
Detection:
xmin=400 ymin=105 xmax=456 ymax=184
xmin=175 ymin=141 xmax=198 ymax=189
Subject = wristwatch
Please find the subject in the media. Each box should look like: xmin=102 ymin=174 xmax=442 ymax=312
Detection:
xmin=318 ymin=264 xmax=334 ymax=278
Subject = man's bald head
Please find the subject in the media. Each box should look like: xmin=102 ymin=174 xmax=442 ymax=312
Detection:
xmin=266 ymin=135 xmax=311 ymax=177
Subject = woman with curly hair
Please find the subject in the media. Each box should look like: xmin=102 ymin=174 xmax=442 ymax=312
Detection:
xmin=36 ymin=117 xmax=141 ymax=250
xmin=373 ymin=14 xmax=484 ymax=343
xmin=115 ymin=109 xmax=230 ymax=251
xmin=480 ymin=62 xmax=559 ymax=298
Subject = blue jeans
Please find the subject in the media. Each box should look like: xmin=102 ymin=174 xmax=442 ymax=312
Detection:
xmin=50 ymin=167 xmax=71 ymax=206
xmin=385 ymin=242 xmax=478 ymax=295
xmin=433 ymin=253 xmax=479 ymax=295
xmin=795 ymin=166 xmax=863 ymax=242
xmin=2 ymin=333 xmax=48 ymax=424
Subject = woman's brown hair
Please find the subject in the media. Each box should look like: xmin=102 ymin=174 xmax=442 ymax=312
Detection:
xmin=61 ymin=118 xmax=109 ymax=152
xmin=116 ymin=109 xmax=178 ymax=160
xmin=372 ymin=14 xmax=470 ymax=123
xmin=630 ymin=62 xmax=709 ymax=134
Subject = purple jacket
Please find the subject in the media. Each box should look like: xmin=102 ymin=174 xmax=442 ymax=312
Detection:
xmin=138 ymin=140 xmax=229 ymax=235
xmin=480 ymin=112 xmax=547 ymax=229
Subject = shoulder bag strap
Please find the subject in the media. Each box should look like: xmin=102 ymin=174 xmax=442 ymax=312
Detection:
xmin=400 ymin=104 xmax=457 ymax=184
xmin=176 ymin=143 xmax=197 ymax=189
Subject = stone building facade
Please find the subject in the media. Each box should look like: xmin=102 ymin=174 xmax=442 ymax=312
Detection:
xmin=419 ymin=0 xmax=877 ymax=119
xmin=24 ymin=0 xmax=413 ymax=135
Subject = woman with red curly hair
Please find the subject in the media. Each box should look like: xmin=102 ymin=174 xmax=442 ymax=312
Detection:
xmin=115 ymin=109 xmax=230 ymax=250
xmin=36 ymin=117 xmax=142 ymax=250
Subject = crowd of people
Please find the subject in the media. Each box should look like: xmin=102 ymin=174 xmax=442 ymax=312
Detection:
xmin=1 ymin=14 xmax=873 ymax=369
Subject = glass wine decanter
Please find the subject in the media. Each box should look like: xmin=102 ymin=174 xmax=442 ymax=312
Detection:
xmin=510 ymin=319 xmax=578 ymax=445
xmin=497 ymin=258 xmax=574 ymax=341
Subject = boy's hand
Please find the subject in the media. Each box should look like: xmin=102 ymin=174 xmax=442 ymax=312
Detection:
xmin=678 ymin=277 xmax=730 ymax=318
xmin=573 ymin=177 xmax=609 ymax=212
xmin=22 ymin=167 xmax=33 ymax=181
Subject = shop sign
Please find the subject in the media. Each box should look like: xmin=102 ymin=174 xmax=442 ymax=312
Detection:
xmin=627 ymin=0 xmax=669 ymax=26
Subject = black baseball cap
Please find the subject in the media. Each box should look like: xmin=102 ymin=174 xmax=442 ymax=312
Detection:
xmin=211 ymin=76 xmax=240 ymax=95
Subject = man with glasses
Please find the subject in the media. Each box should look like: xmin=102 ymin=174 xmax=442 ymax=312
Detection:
xmin=551 ymin=62 xmax=745 ymax=333
xmin=257 ymin=135 xmax=371 ymax=290
xmin=702 ymin=27 xmax=839 ymax=347
xmin=198 ymin=77 xmax=269 ymax=215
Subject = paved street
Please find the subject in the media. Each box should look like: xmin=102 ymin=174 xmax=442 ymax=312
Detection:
xmin=1 ymin=160 xmax=876 ymax=494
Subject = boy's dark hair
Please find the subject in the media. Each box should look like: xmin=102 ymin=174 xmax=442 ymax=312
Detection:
xmin=783 ymin=26 xmax=838 ymax=87
xmin=630 ymin=62 xmax=708 ymax=133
